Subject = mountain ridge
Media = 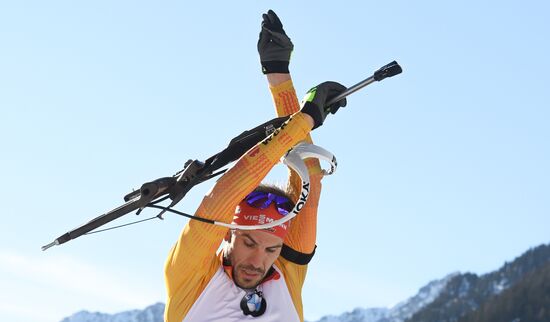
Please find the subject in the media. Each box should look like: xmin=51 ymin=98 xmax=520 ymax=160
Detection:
xmin=407 ymin=243 xmax=550 ymax=322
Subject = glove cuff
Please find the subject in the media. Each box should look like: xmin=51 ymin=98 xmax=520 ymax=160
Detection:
xmin=261 ymin=60 xmax=290 ymax=74
xmin=300 ymin=101 xmax=323 ymax=129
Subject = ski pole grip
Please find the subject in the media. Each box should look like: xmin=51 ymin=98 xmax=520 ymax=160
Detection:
xmin=326 ymin=60 xmax=402 ymax=106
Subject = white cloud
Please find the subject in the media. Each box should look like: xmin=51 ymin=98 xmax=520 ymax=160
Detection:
xmin=0 ymin=249 xmax=161 ymax=322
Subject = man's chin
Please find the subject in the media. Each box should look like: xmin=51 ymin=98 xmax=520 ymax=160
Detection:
xmin=235 ymin=274 xmax=262 ymax=289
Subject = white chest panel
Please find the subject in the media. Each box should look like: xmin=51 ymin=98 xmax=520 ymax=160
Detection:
xmin=183 ymin=265 xmax=300 ymax=322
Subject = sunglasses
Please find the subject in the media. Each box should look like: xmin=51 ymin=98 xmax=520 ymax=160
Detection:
xmin=245 ymin=191 xmax=293 ymax=216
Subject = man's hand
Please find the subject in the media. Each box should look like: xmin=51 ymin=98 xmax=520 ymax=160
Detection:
xmin=300 ymin=82 xmax=347 ymax=129
xmin=258 ymin=10 xmax=293 ymax=74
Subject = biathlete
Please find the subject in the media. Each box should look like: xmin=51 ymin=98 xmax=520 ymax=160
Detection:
xmin=163 ymin=10 xmax=347 ymax=322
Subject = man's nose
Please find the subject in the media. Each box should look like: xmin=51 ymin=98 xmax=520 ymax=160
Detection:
xmin=247 ymin=249 xmax=265 ymax=269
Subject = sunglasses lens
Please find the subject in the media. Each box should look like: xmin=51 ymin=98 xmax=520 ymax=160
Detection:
xmin=274 ymin=196 xmax=293 ymax=215
xmin=245 ymin=192 xmax=293 ymax=216
xmin=246 ymin=192 xmax=270 ymax=209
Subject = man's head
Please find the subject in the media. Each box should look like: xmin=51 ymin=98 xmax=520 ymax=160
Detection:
xmin=224 ymin=185 xmax=295 ymax=289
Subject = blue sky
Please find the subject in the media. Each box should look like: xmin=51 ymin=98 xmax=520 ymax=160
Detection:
xmin=1 ymin=1 xmax=549 ymax=321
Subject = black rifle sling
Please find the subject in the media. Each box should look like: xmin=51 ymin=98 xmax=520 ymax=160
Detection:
xmin=200 ymin=116 xmax=291 ymax=175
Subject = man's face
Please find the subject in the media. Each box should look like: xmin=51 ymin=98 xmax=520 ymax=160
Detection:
xmin=226 ymin=230 xmax=283 ymax=289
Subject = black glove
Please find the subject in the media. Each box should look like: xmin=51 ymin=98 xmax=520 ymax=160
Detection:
xmin=300 ymin=82 xmax=347 ymax=129
xmin=257 ymin=10 xmax=293 ymax=74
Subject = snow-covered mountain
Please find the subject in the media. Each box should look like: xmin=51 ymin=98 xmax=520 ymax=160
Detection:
xmin=313 ymin=307 xmax=389 ymax=322
xmin=311 ymin=273 xmax=458 ymax=322
xmin=313 ymin=243 xmax=550 ymax=322
xmin=60 ymin=302 xmax=164 ymax=322
xmin=407 ymin=243 xmax=550 ymax=322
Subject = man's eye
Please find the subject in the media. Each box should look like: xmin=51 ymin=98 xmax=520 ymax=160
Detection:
xmin=266 ymin=248 xmax=276 ymax=253
xmin=244 ymin=242 xmax=254 ymax=248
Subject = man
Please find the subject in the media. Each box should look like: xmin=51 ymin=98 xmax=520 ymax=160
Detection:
xmin=163 ymin=10 xmax=346 ymax=321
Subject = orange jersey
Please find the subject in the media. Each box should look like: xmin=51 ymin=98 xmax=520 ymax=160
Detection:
xmin=164 ymin=80 xmax=323 ymax=322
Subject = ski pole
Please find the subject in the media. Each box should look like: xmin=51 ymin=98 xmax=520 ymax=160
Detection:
xmin=326 ymin=61 xmax=402 ymax=106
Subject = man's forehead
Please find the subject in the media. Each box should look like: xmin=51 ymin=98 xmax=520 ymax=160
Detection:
xmin=236 ymin=230 xmax=283 ymax=246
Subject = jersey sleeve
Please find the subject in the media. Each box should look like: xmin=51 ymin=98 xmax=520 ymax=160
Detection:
xmin=269 ymin=79 xmax=322 ymax=254
xmin=163 ymin=111 xmax=313 ymax=322
xmin=270 ymin=80 xmax=324 ymax=322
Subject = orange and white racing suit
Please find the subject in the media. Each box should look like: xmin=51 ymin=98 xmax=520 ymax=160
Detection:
xmin=164 ymin=80 xmax=323 ymax=322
